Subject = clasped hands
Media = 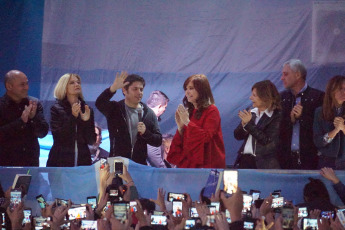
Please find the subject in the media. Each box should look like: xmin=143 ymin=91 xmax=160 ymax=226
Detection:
xmin=290 ymin=102 xmax=303 ymax=123
xmin=333 ymin=116 xmax=345 ymax=134
xmin=21 ymin=100 xmax=38 ymax=123
xmin=238 ymin=109 xmax=252 ymax=126
xmin=72 ymin=102 xmax=91 ymax=121
xmin=138 ymin=122 xmax=146 ymax=135
xmin=175 ymin=104 xmax=190 ymax=132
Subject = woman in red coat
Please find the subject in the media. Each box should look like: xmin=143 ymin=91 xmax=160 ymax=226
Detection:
xmin=167 ymin=74 xmax=225 ymax=168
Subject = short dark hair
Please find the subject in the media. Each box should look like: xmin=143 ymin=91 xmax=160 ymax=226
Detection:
xmin=146 ymin=91 xmax=169 ymax=108
xmin=139 ymin=198 xmax=155 ymax=214
xmin=303 ymin=178 xmax=330 ymax=203
xmin=123 ymin=74 xmax=145 ymax=91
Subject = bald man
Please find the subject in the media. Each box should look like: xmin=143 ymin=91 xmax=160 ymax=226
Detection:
xmin=0 ymin=70 xmax=49 ymax=166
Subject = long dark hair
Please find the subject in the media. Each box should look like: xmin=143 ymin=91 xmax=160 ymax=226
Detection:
xmin=322 ymin=75 xmax=345 ymax=121
xmin=182 ymin=74 xmax=215 ymax=119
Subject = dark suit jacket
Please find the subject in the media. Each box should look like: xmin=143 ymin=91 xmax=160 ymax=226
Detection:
xmin=234 ymin=109 xmax=281 ymax=169
xmin=96 ymin=88 xmax=162 ymax=165
xmin=279 ymin=86 xmax=324 ymax=168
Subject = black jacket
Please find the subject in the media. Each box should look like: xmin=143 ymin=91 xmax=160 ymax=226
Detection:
xmin=0 ymin=94 xmax=48 ymax=166
xmin=47 ymin=98 xmax=96 ymax=167
xmin=234 ymin=109 xmax=281 ymax=169
xmin=279 ymin=86 xmax=324 ymax=168
xmin=96 ymin=88 xmax=162 ymax=165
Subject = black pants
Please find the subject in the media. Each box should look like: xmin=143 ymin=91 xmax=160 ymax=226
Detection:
xmin=238 ymin=154 xmax=257 ymax=169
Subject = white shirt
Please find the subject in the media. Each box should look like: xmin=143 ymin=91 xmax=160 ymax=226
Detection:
xmin=243 ymin=108 xmax=274 ymax=156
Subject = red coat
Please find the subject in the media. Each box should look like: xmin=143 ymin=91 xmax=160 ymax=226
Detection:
xmin=167 ymin=104 xmax=225 ymax=168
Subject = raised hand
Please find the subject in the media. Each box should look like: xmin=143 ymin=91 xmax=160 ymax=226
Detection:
xmin=149 ymin=188 xmax=166 ymax=212
xmin=110 ymin=71 xmax=129 ymax=93
xmin=220 ymin=188 xmax=243 ymax=222
xmin=80 ymin=105 xmax=91 ymax=121
xmin=320 ymin=167 xmax=340 ymax=184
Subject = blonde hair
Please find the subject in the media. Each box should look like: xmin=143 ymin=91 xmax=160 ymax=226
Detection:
xmin=54 ymin=73 xmax=84 ymax=100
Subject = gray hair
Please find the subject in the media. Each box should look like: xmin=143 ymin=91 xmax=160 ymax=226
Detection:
xmin=284 ymin=59 xmax=307 ymax=80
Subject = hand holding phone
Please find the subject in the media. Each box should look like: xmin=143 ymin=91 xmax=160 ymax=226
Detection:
xmin=172 ymin=201 xmax=183 ymax=217
xmin=10 ymin=189 xmax=22 ymax=210
xmin=22 ymin=208 xmax=31 ymax=225
xmin=36 ymin=194 xmax=47 ymax=209
xmin=87 ymin=196 xmax=97 ymax=209
xmin=167 ymin=192 xmax=186 ymax=202
xmin=130 ymin=201 xmax=137 ymax=213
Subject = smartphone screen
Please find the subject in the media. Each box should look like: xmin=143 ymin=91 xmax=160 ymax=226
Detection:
xmin=211 ymin=202 xmax=220 ymax=214
xmin=272 ymin=190 xmax=281 ymax=198
xmin=81 ymin=220 xmax=97 ymax=229
xmin=129 ymin=201 xmax=137 ymax=213
xmin=282 ymin=207 xmax=294 ymax=229
xmin=190 ymin=207 xmax=199 ymax=218
xmin=185 ymin=219 xmax=196 ymax=229
xmin=303 ymin=218 xmax=318 ymax=230
xmin=208 ymin=205 xmax=216 ymax=215
xmin=298 ymin=207 xmax=308 ymax=218
xmin=271 ymin=197 xmax=284 ymax=209
xmin=103 ymin=201 xmax=112 ymax=213
xmin=55 ymin=198 xmax=68 ymax=207
xmin=151 ymin=215 xmax=167 ymax=225
xmin=223 ymin=170 xmax=238 ymax=194
xmin=167 ymin=192 xmax=185 ymax=202
xmin=100 ymin=158 xmax=108 ymax=169
xmin=68 ymin=206 xmax=87 ymax=220
xmin=114 ymin=161 xmax=123 ymax=175
xmin=22 ymin=209 xmax=31 ymax=225
xmin=1 ymin=211 xmax=6 ymax=228
xmin=321 ymin=211 xmax=334 ymax=219
xmin=337 ymin=209 xmax=345 ymax=228
xmin=34 ymin=216 xmax=51 ymax=229
xmin=113 ymin=202 xmax=129 ymax=223
xmin=36 ymin=195 xmax=47 ymax=209
xmin=173 ymin=201 xmax=183 ymax=217
xmin=250 ymin=190 xmax=260 ymax=203
xmin=87 ymin=196 xmax=97 ymax=209
xmin=244 ymin=221 xmax=255 ymax=230
xmin=242 ymin=194 xmax=253 ymax=213
xmin=10 ymin=190 xmax=22 ymax=208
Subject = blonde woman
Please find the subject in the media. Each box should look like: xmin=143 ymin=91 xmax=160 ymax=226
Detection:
xmin=47 ymin=73 xmax=96 ymax=167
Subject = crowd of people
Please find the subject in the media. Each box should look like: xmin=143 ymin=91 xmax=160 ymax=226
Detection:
xmin=1 ymin=58 xmax=345 ymax=170
xmin=0 ymin=165 xmax=345 ymax=230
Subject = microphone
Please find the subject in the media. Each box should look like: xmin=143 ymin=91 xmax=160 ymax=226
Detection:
xmin=138 ymin=107 xmax=143 ymax=122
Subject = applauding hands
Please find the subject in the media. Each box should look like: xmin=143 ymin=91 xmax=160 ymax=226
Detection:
xmin=72 ymin=102 xmax=91 ymax=121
